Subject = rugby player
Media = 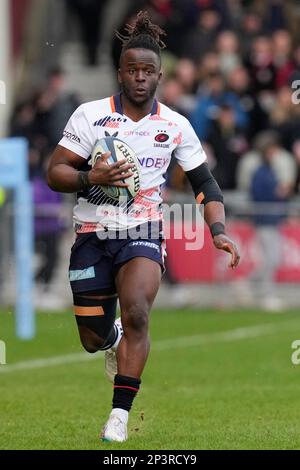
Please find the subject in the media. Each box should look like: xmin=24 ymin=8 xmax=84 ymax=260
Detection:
xmin=47 ymin=11 xmax=240 ymax=442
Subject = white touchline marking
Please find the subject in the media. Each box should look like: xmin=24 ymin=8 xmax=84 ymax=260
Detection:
xmin=0 ymin=352 xmax=100 ymax=373
xmin=0 ymin=320 xmax=299 ymax=374
xmin=153 ymin=321 xmax=296 ymax=351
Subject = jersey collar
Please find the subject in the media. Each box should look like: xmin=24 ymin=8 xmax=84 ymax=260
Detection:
xmin=111 ymin=93 xmax=159 ymax=116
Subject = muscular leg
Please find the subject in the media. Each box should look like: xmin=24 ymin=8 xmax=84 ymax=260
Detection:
xmin=100 ymin=257 xmax=162 ymax=441
xmin=74 ymin=293 xmax=118 ymax=353
xmin=115 ymin=257 xmax=162 ymax=379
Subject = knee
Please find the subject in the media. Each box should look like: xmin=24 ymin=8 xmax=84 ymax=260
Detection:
xmin=81 ymin=341 xmax=98 ymax=354
xmin=123 ymin=304 xmax=149 ymax=335
xmin=81 ymin=338 xmax=100 ymax=354
xmin=74 ymin=295 xmax=117 ymax=352
xmin=79 ymin=326 xmax=107 ymax=353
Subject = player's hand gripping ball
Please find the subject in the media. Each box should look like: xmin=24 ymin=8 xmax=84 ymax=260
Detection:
xmin=91 ymin=137 xmax=140 ymax=201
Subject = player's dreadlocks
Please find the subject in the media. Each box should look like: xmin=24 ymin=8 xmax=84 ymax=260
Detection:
xmin=117 ymin=10 xmax=166 ymax=60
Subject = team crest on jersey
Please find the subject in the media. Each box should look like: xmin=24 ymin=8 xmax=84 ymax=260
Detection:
xmin=154 ymin=131 xmax=170 ymax=148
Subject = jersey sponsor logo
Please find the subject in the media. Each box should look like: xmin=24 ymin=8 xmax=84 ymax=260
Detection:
xmin=124 ymin=130 xmax=150 ymax=137
xmin=138 ymin=157 xmax=169 ymax=169
xmin=63 ymin=130 xmax=81 ymax=143
xmin=129 ymin=241 xmax=160 ymax=253
xmin=93 ymin=116 xmax=127 ymax=128
xmin=69 ymin=266 xmax=95 ymax=282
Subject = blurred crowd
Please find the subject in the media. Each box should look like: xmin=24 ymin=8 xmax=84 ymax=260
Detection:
xmin=6 ymin=0 xmax=300 ymax=306
xmin=117 ymin=0 xmax=300 ymax=305
xmin=123 ymin=0 xmax=300 ymax=197
xmin=9 ymin=68 xmax=79 ymax=299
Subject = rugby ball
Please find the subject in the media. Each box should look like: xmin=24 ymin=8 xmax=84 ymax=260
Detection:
xmin=91 ymin=137 xmax=140 ymax=201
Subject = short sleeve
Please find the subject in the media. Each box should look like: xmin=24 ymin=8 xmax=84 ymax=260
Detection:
xmin=173 ymin=117 xmax=207 ymax=171
xmin=58 ymin=105 xmax=94 ymax=159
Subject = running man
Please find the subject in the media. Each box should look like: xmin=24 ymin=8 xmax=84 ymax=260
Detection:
xmin=47 ymin=11 xmax=240 ymax=442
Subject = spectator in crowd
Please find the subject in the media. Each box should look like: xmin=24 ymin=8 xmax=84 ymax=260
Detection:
xmin=272 ymin=29 xmax=295 ymax=89
xmin=291 ymin=45 xmax=300 ymax=80
xmin=34 ymin=67 xmax=80 ymax=150
xmin=197 ymin=51 xmax=221 ymax=86
xmin=10 ymin=99 xmax=49 ymax=178
xmin=245 ymin=36 xmax=276 ymax=93
xmin=271 ymin=85 xmax=300 ymax=156
xmin=174 ymin=59 xmax=198 ymax=94
xmin=66 ymin=0 xmax=108 ymax=66
xmin=158 ymin=59 xmax=198 ymax=116
xmin=205 ymin=103 xmax=249 ymax=189
xmin=216 ymin=30 xmax=241 ymax=77
xmin=10 ymin=100 xmax=36 ymax=143
xmin=249 ymin=131 xmax=296 ymax=310
xmin=10 ymin=68 xmax=80 ymax=176
xmin=183 ymin=7 xmax=221 ymax=62
xmin=33 ymin=157 xmax=65 ymax=295
xmin=158 ymin=77 xmax=185 ymax=111
xmin=227 ymin=66 xmax=269 ymax=139
xmin=191 ymin=71 xmax=248 ymax=140
xmin=262 ymin=0 xmax=290 ymax=33
xmin=237 ymin=130 xmax=297 ymax=194
xmin=269 ymin=85 xmax=294 ymax=130
xmin=237 ymin=10 xmax=263 ymax=57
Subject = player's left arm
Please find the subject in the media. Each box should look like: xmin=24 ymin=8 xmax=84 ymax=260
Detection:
xmin=185 ymin=162 xmax=240 ymax=269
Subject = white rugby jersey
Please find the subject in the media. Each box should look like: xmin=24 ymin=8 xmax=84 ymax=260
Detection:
xmin=59 ymin=93 xmax=207 ymax=232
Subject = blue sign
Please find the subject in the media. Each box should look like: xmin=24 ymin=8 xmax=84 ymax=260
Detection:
xmin=0 ymin=138 xmax=28 ymax=187
xmin=0 ymin=137 xmax=34 ymax=340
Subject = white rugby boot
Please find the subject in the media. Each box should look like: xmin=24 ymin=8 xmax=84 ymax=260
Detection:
xmin=105 ymin=318 xmax=123 ymax=382
xmin=101 ymin=408 xmax=128 ymax=442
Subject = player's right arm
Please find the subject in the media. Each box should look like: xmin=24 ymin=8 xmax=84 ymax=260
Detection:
xmin=47 ymin=103 xmax=134 ymax=193
xmin=47 ymin=146 xmax=134 ymax=194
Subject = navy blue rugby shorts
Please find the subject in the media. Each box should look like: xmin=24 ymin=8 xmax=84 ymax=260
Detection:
xmin=69 ymin=222 xmax=166 ymax=295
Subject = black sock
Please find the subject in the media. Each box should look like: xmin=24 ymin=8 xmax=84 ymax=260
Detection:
xmin=113 ymin=374 xmax=141 ymax=412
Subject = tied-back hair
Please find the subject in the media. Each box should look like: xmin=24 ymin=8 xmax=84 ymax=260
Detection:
xmin=116 ymin=10 xmax=166 ymax=58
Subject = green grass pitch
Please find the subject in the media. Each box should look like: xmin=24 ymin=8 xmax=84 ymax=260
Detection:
xmin=1 ymin=308 xmax=300 ymax=450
